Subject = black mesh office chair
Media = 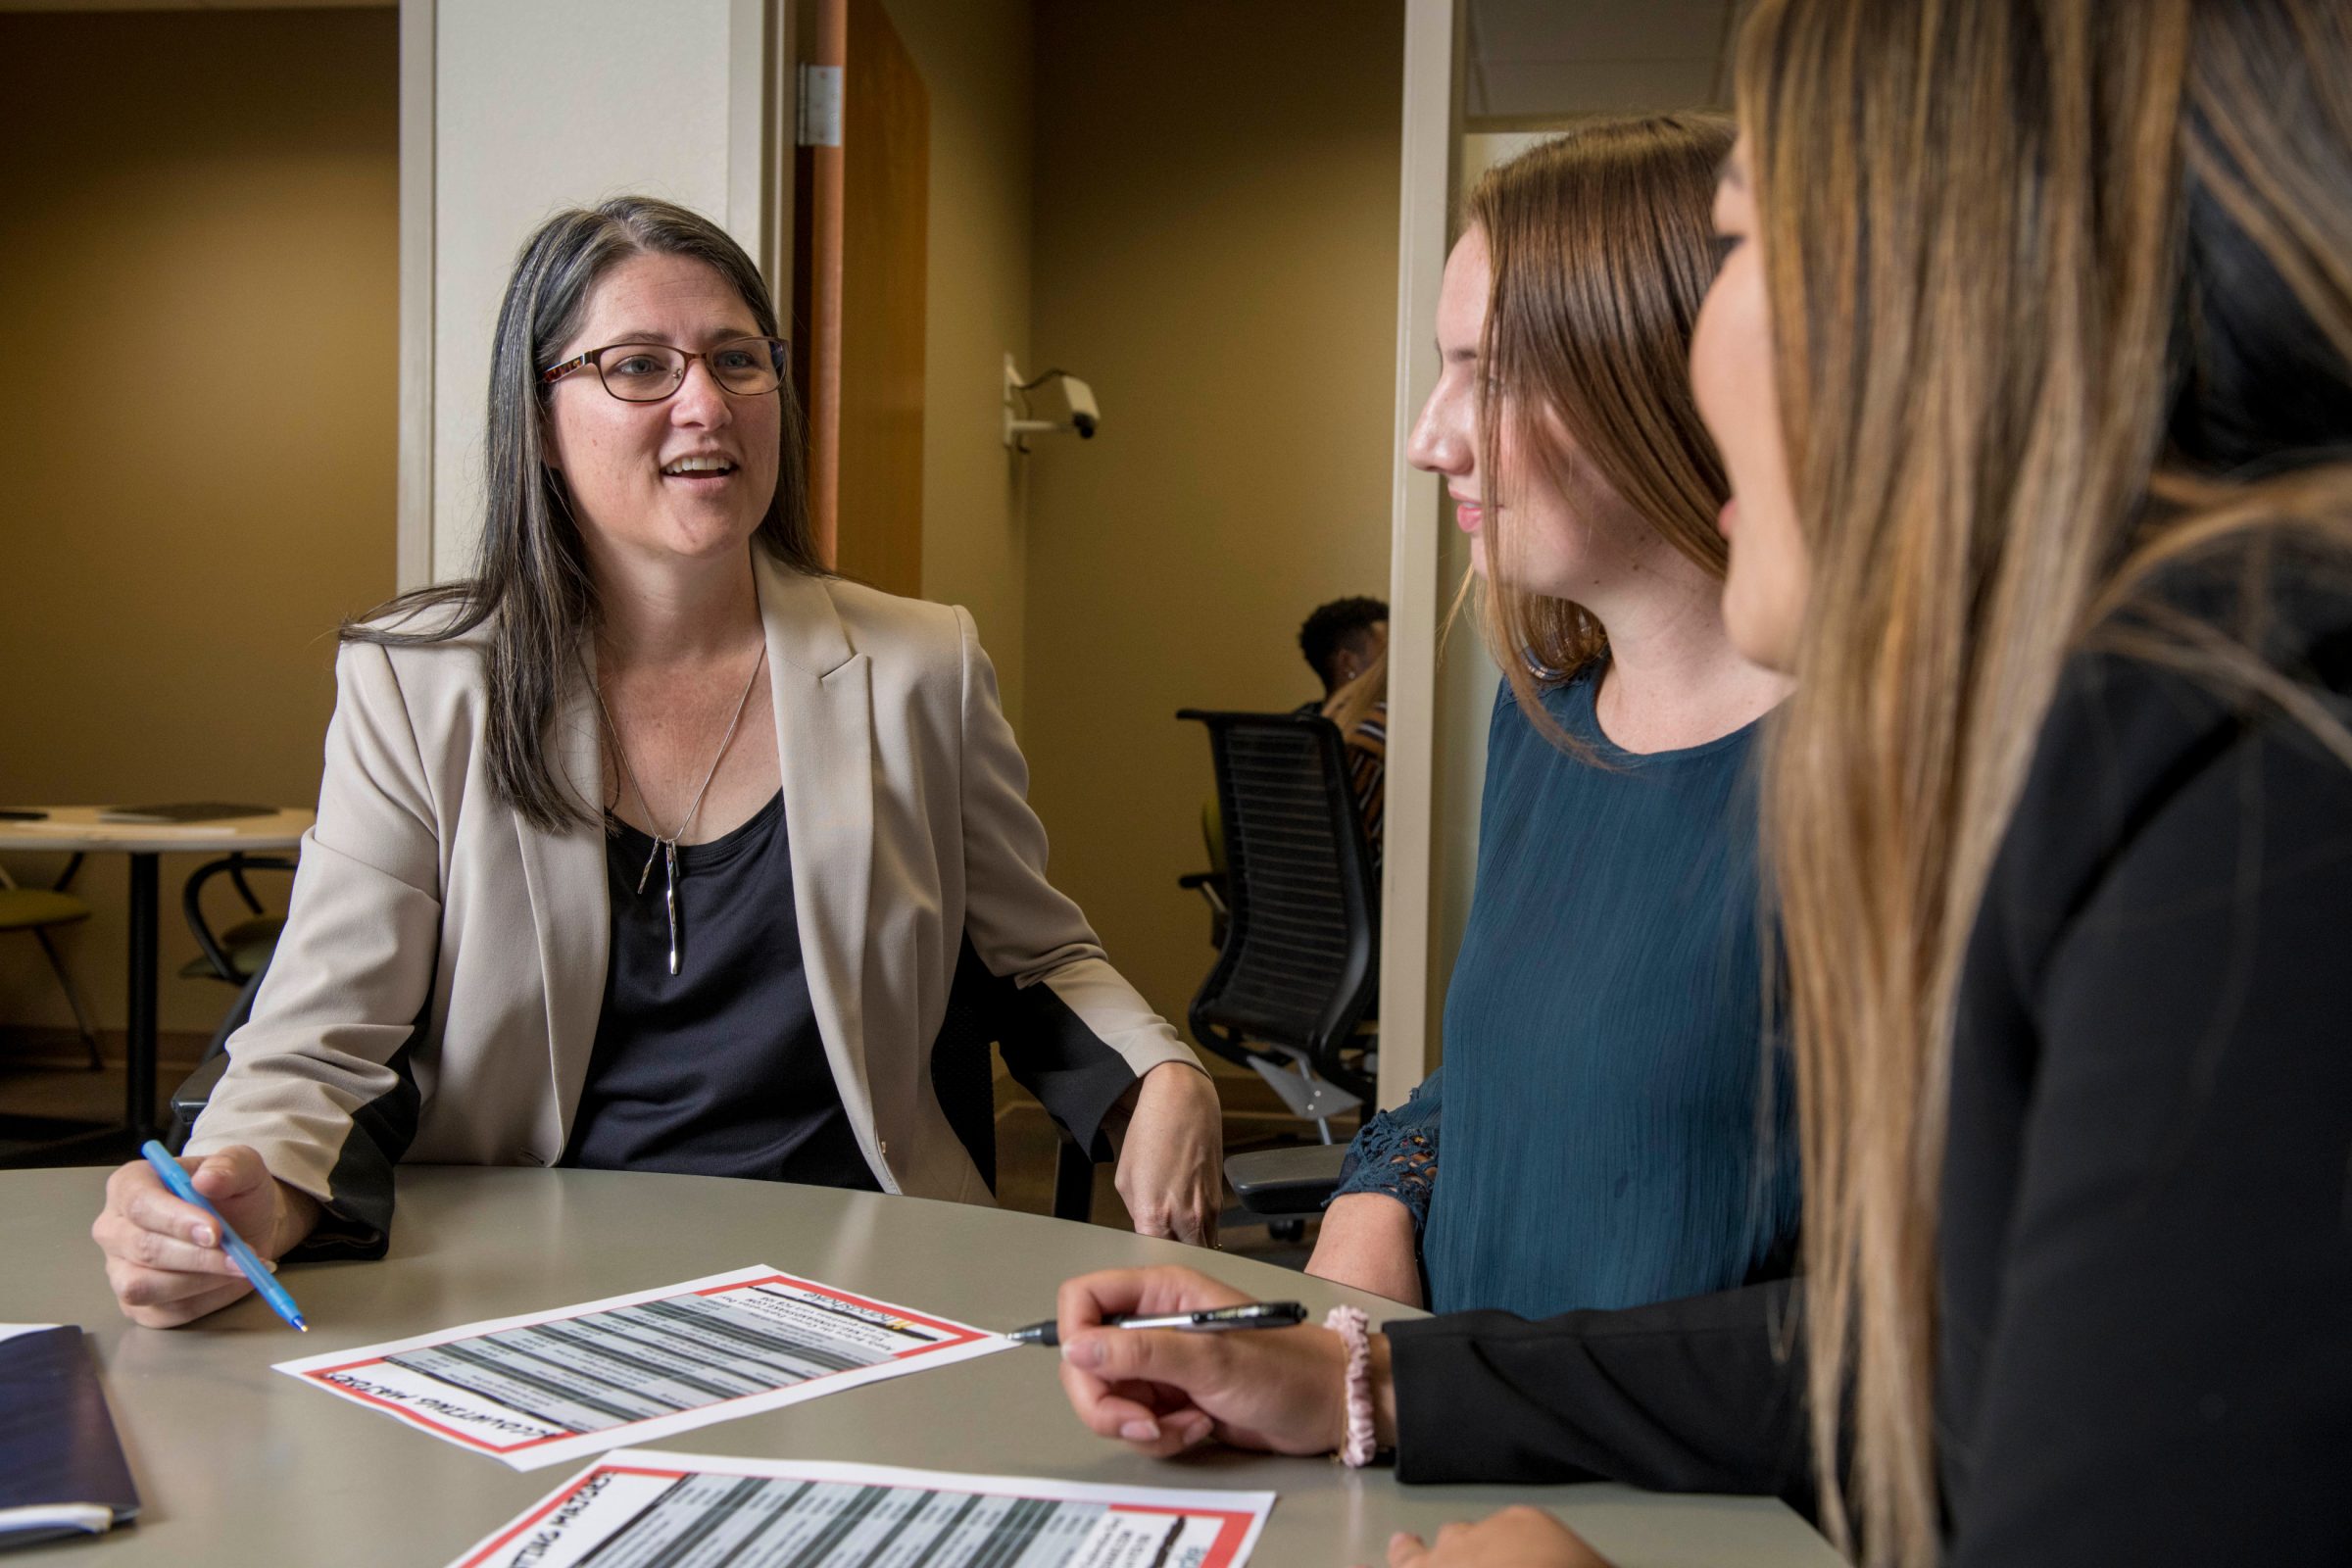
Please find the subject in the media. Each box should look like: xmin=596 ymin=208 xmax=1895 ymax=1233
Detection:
xmin=1178 ymin=709 xmax=1379 ymax=1224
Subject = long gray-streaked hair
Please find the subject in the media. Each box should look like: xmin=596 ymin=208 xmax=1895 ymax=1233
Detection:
xmin=343 ymin=196 xmax=823 ymax=832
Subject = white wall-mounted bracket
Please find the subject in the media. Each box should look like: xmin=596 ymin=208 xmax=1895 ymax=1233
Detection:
xmin=1004 ymin=354 xmax=1061 ymax=450
xmin=1004 ymin=354 xmax=1101 ymax=451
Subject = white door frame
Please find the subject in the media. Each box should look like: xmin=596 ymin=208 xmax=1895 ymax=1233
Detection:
xmin=1377 ymin=0 xmax=1463 ymax=1109
xmin=396 ymin=0 xmax=434 ymax=591
xmin=393 ymin=0 xmax=788 ymax=592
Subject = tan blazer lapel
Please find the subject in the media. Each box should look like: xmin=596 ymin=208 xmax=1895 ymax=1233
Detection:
xmin=759 ymin=558 xmax=884 ymax=1178
xmin=513 ymin=661 xmax=611 ymax=1158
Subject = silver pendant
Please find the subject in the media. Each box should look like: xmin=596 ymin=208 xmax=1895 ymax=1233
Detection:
xmin=635 ymin=837 xmax=662 ymax=897
xmin=662 ymin=839 xmax=681 ymax=976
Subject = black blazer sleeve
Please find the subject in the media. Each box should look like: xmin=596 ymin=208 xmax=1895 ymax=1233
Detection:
xmin=1937 ymin=622 xmax=2352 ymax=1568
xmin=1385 ymin=1278 xmax=1813 ymax=1501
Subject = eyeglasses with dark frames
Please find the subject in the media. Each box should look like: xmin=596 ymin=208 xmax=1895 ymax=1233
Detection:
xmin=540 ymin=336 xmax=790 ymax=403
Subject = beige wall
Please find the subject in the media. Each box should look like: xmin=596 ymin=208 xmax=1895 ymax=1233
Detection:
xmin=0 ymin=9 xmax=398 ymax=1042
xmin=1023 ymin=0 xmax=1405 ymax=1028
xmin=881 ymin=0 xmax=1036 ymax=730
xmin=426 ymin=0 xmax=755 ymax=582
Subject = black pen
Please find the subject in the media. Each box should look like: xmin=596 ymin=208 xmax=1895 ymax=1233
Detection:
xmin=1006 ymin=1300 xmax=1308 ymax=1348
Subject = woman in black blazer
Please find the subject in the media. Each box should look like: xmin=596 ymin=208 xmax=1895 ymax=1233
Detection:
xmin=1049 ymin=2 xmax=2352 ymax=1565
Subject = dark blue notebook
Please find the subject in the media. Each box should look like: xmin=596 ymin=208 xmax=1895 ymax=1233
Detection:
xmin=0 ymin=1327 xmax=140 ymax=1549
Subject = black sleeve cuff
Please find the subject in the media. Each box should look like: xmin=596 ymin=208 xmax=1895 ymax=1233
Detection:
xmin=935 ymin=934 xmax=1143 ymax=1163
xmin=284 ymin=1206 xmax=389 ymax=1262
xmin=998 ymin=980 xmax=1143 ymax=1160
xmin=1385 ymin=1282 xmax=1813 ymax=1501
xmin=294 ymin=1024 xmax=426 ymax=1263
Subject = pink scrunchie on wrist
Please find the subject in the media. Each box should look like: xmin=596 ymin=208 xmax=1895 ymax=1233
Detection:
xmin=1325 ymin=1304 xmax=1377 ymax=1467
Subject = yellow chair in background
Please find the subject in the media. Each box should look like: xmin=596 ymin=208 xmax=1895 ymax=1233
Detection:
xmin=0 ymin=861 xmax=104 ymax=1070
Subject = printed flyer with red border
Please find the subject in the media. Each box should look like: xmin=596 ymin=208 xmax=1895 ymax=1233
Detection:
xmin=274 ymin=1265 xmax=1010 ymax=1471
xmin=445 ymin=1449 xmax=1274 ymax=1568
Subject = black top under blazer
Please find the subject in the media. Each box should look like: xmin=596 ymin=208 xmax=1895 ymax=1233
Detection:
xmin=1386 ymin=580 xmax=2352 ymax=1566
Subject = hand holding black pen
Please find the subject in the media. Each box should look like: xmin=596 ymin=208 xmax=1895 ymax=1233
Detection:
xmin=1050 ymin=1265 xmax=1394 ymax=1461
xmin=1007 ymin=1300 xmax=1305 ymax=1347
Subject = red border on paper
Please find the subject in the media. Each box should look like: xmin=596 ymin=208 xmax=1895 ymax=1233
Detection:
xmin=456 ymin=1462 xmax=1262 ymax=1568
xmin=304 ymin=1271 xmax=989 ymax=1453
xmin=1110 ymin=1502 xmax=1259 ymax=1567
xmin=699 ymin=1273 xmax=988 ymax=1355
xmin=455 ymin=1464 xmax=688 ymax=1568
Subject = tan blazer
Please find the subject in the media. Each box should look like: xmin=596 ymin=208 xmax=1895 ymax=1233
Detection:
xmin=185 ymin=556 xmax=1200 ymax=1245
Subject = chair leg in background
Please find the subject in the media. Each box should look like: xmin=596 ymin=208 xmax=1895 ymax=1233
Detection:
xmin=1052 ymin=1137 xmax=1095 ymax=1224
xmin=33 ymin=928 xmax=104 ymax=1071
xmin=204 ymin=965 xmax=269 ymax=1063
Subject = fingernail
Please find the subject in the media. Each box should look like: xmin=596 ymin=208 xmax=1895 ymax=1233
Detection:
xmin=1060 ymin=1336 xmax=1101 ymax=1369
xmin=263 ymin=1259 xmax=278 ymax=1273
xmin=1120 ymin=1418 xmax=1161 ymax=1442
xmin=193 ymin=1225 xmax=217 ymax=1248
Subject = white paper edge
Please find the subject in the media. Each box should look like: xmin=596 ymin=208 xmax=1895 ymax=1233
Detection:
xmin=442 ymin=1447 xmax=1277 ymax=1568
xmin=0 ymin=1502 xmax=117 ymax=1537
xmin=0 ymin=1324 xmax=64 ymax=1348
xmin=273 ymin=1264 xmax=1015 ymax=1471
xmin=273 ymin=1264 xmax=791 ymax=1371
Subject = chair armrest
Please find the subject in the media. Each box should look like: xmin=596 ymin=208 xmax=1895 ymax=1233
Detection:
xmin=1223 ymin=1143 xmax=1349 ymax=1217
xmin=170 ymin=1053 xmax=232 ymax=1135
xmin=1177 ymin=871 xmax=1229 ymax=911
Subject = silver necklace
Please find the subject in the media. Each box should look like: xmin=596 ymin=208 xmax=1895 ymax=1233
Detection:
xmin=588 ymin=642 xmax=768 ymax=975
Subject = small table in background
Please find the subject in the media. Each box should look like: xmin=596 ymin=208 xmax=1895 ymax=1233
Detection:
xmin=0 ymin=806 xmax=312 ymax=1143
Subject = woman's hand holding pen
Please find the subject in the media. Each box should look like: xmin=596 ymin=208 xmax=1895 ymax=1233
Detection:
xmin=92 ymin=1145 xmax=318 ymax=1328
xmin=1054 ymin=1265 xmax=1395 ymax=1459
xmin=1106 ymin=1063 xmax=1224 ymax=1249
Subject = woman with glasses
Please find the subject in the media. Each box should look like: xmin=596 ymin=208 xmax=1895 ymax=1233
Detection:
xmin=92 ymin=197 xmax=1224 ymax=1326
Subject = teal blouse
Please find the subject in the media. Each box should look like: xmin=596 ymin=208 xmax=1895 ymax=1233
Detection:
xmin=1331 ymin=671 xmax=1800 ymax=1318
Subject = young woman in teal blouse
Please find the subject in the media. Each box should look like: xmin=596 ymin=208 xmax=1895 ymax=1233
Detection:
xmin=1306 ymin=119 xmax=1799 ymax=1316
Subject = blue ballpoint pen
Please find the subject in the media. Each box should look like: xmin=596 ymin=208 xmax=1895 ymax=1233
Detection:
xmin=138 ymin=1140 xmax=308 ymax=1332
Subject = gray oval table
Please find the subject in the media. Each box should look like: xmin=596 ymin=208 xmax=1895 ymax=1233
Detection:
xmin=4 ymin=1167 xmax=1838 ymax=1567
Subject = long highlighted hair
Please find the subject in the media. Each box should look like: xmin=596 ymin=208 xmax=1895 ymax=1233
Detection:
xmin=1737 ymin=1 xmax=2352 ymax=1560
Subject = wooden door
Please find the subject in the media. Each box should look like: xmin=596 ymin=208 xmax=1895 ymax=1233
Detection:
xmin=792 ymin=0 xmax=929 ymax=597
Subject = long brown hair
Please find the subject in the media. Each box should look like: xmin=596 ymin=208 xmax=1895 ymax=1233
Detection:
xmin=345 ymin=197 xmax=824 ymax=832
xmin=1464 ymin=116 xmax=1735 ymax=744
xmin=1739 ymin=2 xmax=2352 ymax=1560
